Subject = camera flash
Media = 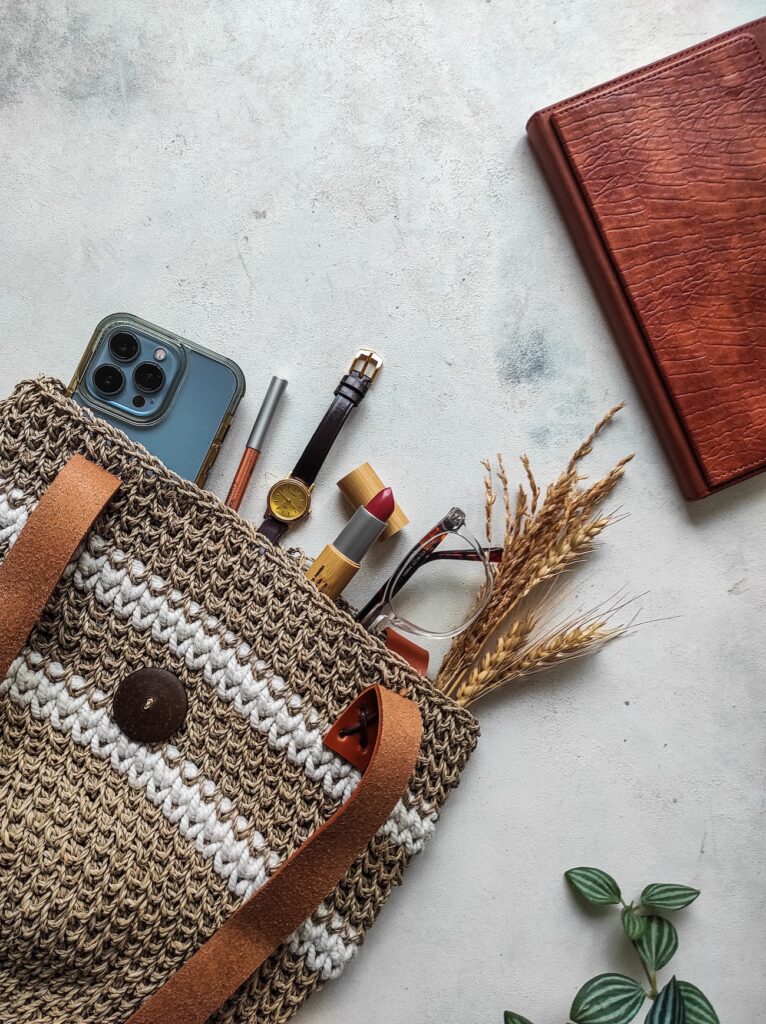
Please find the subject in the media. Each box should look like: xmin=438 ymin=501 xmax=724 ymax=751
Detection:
xmin=154 ymin=348 xmax=167 ymax=362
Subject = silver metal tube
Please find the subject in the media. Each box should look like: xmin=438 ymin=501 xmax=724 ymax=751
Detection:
xmin=247 ymin=376 xmax=288 ymax=450
xmin=333 ymin=506 xmax=387 ymax=563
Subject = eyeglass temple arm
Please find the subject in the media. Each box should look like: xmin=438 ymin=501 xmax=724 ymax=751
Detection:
xmin=355 ymin=520 xmax=452 ymax=624
xmin=420 ymin=547 xmax=503 ymax=565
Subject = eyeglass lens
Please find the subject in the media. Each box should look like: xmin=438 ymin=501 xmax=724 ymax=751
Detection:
xmin=389 ymin=527 xmax=490 ymax=636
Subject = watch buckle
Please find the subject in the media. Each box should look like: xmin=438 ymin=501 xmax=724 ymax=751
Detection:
xmin=349 ymin=349 xmax=383 ymax=383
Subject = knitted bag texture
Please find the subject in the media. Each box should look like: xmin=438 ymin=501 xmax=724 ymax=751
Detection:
xmin=0 ymin=377 xmax=479 ymax=1024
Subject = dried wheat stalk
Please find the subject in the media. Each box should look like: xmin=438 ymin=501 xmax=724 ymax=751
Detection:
xmin=437 ymin=406 xmax=633 ymax=708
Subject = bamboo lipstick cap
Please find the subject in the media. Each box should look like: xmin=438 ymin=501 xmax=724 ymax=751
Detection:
xmin=337 ymin=463 xmax=408 ymax=539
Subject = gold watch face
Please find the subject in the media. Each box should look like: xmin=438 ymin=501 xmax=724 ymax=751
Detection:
xmin=267 ymin=479 xmax=311 ymax=523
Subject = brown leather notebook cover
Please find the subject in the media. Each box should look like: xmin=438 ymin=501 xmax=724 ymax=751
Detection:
xmin=527 ymin=18 xmax=766 ymax=499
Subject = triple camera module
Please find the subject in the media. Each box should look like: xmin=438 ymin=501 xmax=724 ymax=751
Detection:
xmin=93 ymin=332 xmax=165 ymax=398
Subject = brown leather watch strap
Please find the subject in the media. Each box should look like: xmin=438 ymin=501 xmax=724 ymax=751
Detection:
xmin=258 ymin=510 xmax=289 ymax=545
xmin=258 ymin=352 xmax=381 ymax=543
xmin=0 ymin=454 xmax=120 ymax=680
xmin=291 ymin=368 xmax=372 ymax=487
xmin=125 ymin=684 xmax=422 ymax=1024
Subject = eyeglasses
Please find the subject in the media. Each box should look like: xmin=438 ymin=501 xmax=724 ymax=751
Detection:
xmin=356 ymin=508 xmax=495 ymax=640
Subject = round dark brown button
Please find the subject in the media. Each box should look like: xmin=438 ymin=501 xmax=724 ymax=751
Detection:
xmin=112 ymin=668 xmax=188 ymax=744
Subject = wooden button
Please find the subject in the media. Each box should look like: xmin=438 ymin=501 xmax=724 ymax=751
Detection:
xmin=112 ymin=667 xmax=188 ymax=744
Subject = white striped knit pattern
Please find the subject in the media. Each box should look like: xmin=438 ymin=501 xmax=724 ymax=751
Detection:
xmin=0 ymin=482 xmax=436 ymax=853
xmin=70 ymin=542 xmax=436 ymax=852
xmin=288 ymin=904 xmax=360 ymax=981
xmin=1 ymin=652 xmax=358 ymax=978
xmin=2 ymin=653 xmax=276 ymax=899
xmin=0 ymin=480 xmax=428 ymax=982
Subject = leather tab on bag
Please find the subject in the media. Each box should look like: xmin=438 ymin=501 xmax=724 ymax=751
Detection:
xmin=125 ymin=684 xmax=422 ymax=1024
xmin=385 ymin=628 xmax=429 ymax=676
xmin=323 ymin=687 xmax=380 ymax=770
xmin=0 ymin=454 xmax=120 ymax=680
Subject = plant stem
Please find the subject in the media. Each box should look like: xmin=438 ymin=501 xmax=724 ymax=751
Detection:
xmin=638 ymin=958 xmax=658 ymax=1000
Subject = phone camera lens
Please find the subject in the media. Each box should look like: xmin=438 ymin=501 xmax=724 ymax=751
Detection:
xmin=134 ymin=362 xmax=165 ymax=394
xmin=109 ymin=332 xmax=140 ymax=362
xmin=93 ymin=364 xmax=125 ymax=396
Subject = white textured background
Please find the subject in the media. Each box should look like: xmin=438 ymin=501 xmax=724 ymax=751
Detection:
xmin=1 ymin=2 xmax=765 ymax=1021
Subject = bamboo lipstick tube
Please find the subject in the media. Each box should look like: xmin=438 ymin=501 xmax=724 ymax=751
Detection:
xmin=307 ymin=488 xmax=395 ymax=599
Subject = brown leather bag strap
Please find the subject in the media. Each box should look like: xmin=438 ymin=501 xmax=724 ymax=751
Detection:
xmin=125 ymin=684 xmax=423 ymax=1024
xmin=0 ymin=454 xmax=120 ymax=679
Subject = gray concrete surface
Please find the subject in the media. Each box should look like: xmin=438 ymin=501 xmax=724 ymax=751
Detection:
xmin=1 ymin=2 xmax=765 ymax=1021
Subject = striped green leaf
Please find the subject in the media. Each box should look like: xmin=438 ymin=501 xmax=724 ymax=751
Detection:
xmin=565 ymin=867 xmax=622 ymax=905
xmin=621 ymin=907 xmax=646 ymax=941
xmin=677 ymin=981 xmax=719 ymax=1024
xmin=646 ymin=978 xmax=686 ymax=1024
xmin=569 ymin=973 xmax=646 ymax=1024
xmin=504 ymin=1014 xmax=535 ymax=1024
xmin=634 ymin=915 xmax=678 ymax=971
xmin=641 ymin=884 xmax=700 ymax=912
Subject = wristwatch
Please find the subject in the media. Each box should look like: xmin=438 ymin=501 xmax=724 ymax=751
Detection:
xmin=259 ymin=350 xmax=382 ymax=544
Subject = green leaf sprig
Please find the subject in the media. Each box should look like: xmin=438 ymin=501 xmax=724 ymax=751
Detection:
xmin=503 ymin=868 xmax=716 ymax=1024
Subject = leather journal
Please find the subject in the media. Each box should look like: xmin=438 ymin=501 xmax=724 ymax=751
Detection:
xmin=527 ymin=17 xmax=766 ymax=500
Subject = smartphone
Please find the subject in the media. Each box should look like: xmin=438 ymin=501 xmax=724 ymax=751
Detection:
xmin=69 ymin=313 xmax=245 ymax=485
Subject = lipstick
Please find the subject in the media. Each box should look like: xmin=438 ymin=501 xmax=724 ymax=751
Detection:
xmin=225 ymin=376 xmax=287 ymax=511
xmin=306 ymin=487 xmax=395 ymax=599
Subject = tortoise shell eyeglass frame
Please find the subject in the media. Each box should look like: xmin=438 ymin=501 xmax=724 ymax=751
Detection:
xmin=355 ymin=507 xmax=498 ymax=640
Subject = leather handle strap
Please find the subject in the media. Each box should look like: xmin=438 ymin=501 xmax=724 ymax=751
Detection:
xmin=125 ymin=684 xmax=422 ymax=1024
xmin=0 ymin=455 xmax=120 ymax=680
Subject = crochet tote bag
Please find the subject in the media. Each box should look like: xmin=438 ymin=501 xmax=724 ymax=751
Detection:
xmin=0 ymin=377 xmax=479 ymax=1024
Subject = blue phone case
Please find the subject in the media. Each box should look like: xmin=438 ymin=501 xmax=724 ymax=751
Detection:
xmin=70 ymin=314 xmax=245 ymax=485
